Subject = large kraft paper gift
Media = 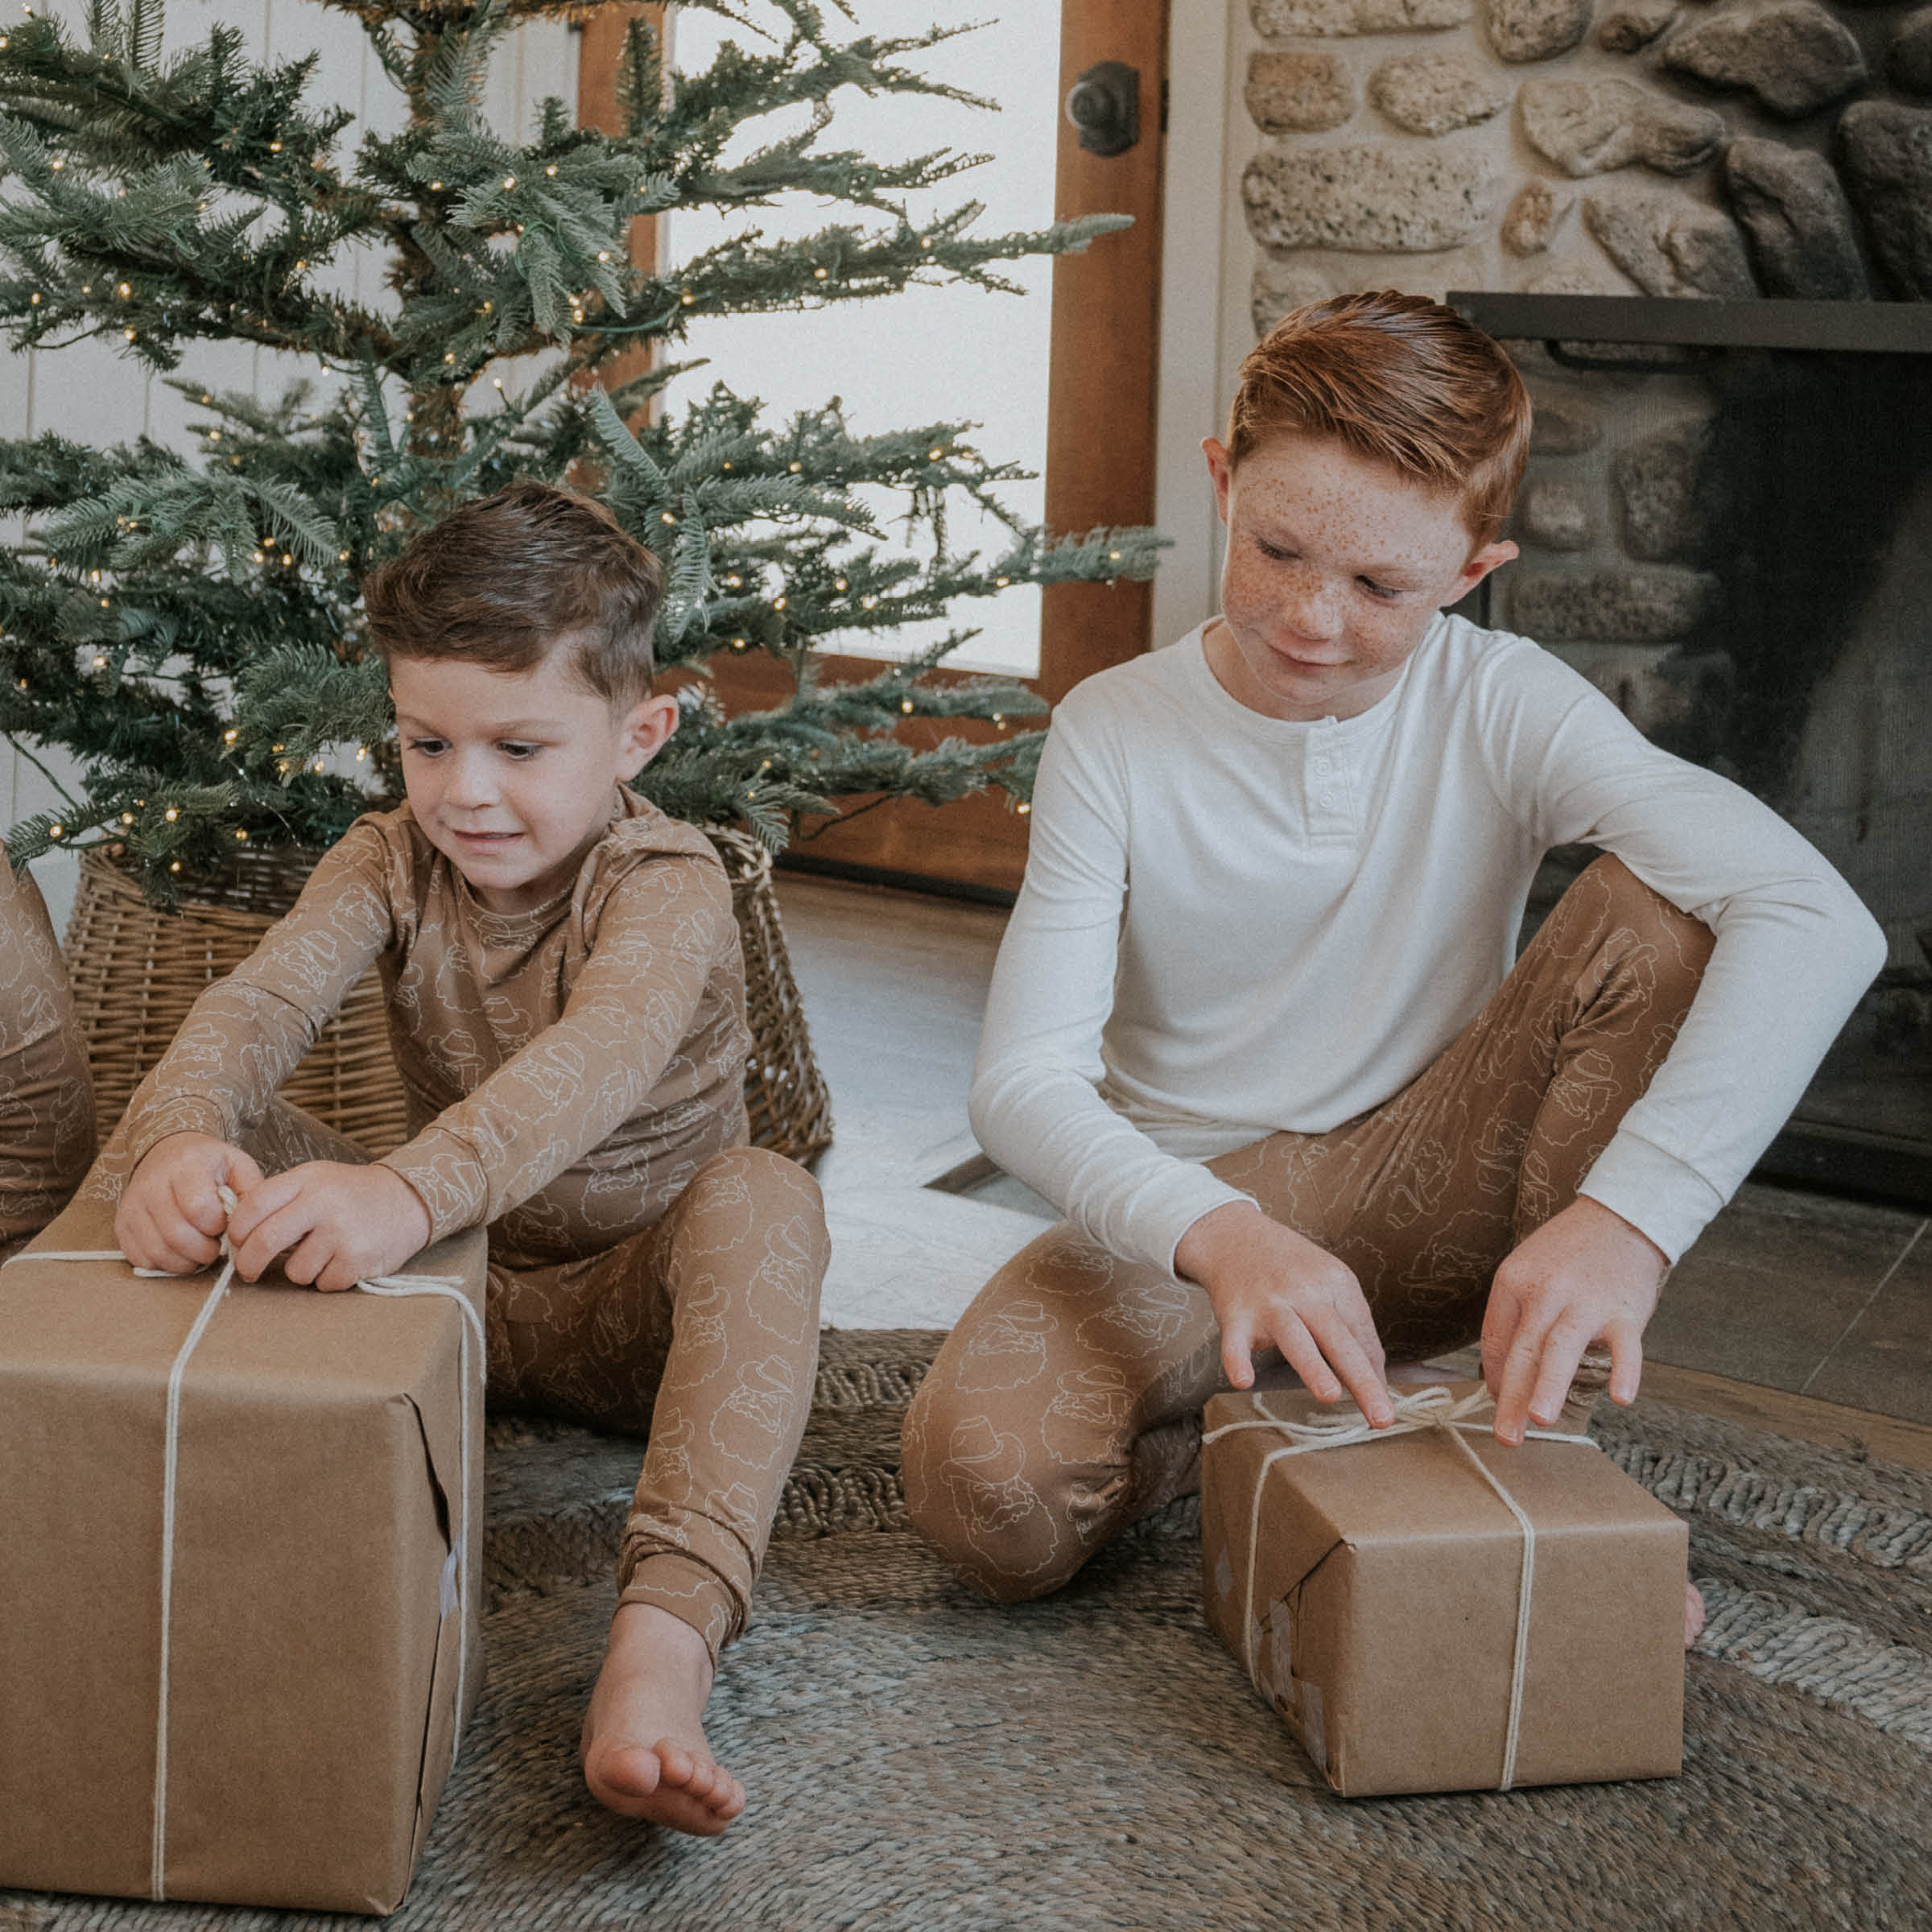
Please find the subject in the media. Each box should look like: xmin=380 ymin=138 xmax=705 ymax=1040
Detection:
xmin=0 ymin=1180 xmax=488 ymax=1914
xmin=1200 ymin=1381 xmax=1686 ymax=1798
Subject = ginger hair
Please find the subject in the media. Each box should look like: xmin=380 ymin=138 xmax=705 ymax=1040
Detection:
xmin=1227 ymin=291 xmax=1533 ymax=551
xmin=363 ymin=481 xmax=663 ymax=708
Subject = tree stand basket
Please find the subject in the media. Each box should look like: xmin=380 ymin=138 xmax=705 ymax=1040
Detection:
xmin=64 ymin=827 xmax=833 ymax=1166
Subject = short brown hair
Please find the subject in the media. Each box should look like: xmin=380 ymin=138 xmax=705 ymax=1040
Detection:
xmin=1228 ymin=291 xmax=1532 ymax=550
xmin=363 ymin=481 xmax=663 ymax=706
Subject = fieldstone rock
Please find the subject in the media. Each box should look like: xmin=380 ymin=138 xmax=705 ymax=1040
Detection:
xmin=1252 ymin=259 xmax=1334 ymax=336
xmin=1583 ymin=191 xmax=1758 ymax=295
xmin=1839 ymin=103 xmax=1932 ymax=295
xmin=1661 ymin=2 xmax=1867 ymax=118
xmin=1889 ymin=9 xmax=1932 ymax=97
xmin=1598 ymin=0 xmax=1678 ymax=50
xmin=1243 ymin=145 xmax=1505 ymax=253
xmin=1253 ymin=0 xmax=1469 ymax=33
xmin=1369 ymin=52 xmax=1510 ymax=134
xmin=1488 ymin=0 xmax=1596 ymax=60
xmin=1518 ymin=477 xmax=1594 ymax=550
xmin=1507 ymin=566 xmax=1718 ymax=642
xmin=1522 ymin=258 xmax=1627 ymax=292
xmin=1520 ymin=78 xmax=1727 ymax=177
xmin=1724 ymin=138 xmax=1871 ymax=298
xmin=1612 ymin=421 xmax=1710 ymax=561
xmin=1546 ymin=642 xmax=1722 ymax=733
xmin=1526 ymin=386 xmax=1603 ymax=454
xmin=1246 ymin=52 xmax=1357 ymax=134
xmin=1501 ymin=180 xmax=1575 ymax=253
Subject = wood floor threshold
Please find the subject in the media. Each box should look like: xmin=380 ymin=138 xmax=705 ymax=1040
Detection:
xmin=1426 ymin=1346 xmax=1932 ymax=1474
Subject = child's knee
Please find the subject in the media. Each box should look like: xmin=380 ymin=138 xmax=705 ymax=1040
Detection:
xmin=1555 ymin=857 xmax=1715 ymax=1047
xmin=672 ymin=1144 xmax=829 ymax=1322
xmin=1579 ymin=856 xmax=1715 ymax=976
xmin=687 ymin=1145 xmax=826 ymax=1235
xmin=902 ymin=1377 xmax=1095 ymax=1604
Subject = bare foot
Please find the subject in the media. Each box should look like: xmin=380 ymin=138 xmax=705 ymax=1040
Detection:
xmin=1685 ymin=1582 xmax=1706 ymax=1651
xmin=580 ymin=1603 xmax=745 ymax=1834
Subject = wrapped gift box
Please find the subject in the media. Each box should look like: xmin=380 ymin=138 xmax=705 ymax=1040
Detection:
xmin=0 ymin=1183 xmax=488 ymax=1913
xmin=1200 ymin=1381 xmax=1686 ymax=1797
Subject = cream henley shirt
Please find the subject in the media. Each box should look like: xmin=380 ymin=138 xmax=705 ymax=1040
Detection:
xmin=970 ymin=617 xmax=1887 ymax=1276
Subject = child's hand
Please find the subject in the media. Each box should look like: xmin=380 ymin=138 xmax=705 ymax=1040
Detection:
xmin=1176 ymin=1202 xmax=1395 ymax=1427
xmin=225 ymin=1162 xmax=433 ymax=1292
xmin=1480 ymin=1195 xmax=1667 ymax=1446
xmin=117 ymin=1133 xmax=266 ymax=1274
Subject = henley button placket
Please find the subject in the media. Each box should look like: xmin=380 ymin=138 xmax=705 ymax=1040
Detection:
xmin=1309 ymin=718 xmax=1352 ymax=840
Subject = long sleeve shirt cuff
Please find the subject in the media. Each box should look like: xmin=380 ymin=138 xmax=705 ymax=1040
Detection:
xmin=378 ymin=1129 xmax=489 ymax=1245
xmin=1138 ymin=1170 xmax=1262 ymax=1281
xmin=1579 ymin=1127 xmax=1728 ymax=1266
xmin=124 ymin=1096 xmax=232 ymax=1173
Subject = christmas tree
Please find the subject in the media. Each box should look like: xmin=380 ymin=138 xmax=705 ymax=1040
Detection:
xmin=0 ymin=0 xmax=1161 ymax=897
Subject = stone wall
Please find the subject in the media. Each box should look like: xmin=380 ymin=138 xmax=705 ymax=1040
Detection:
xmin=1241 ymin=0 xmax=1932 ymax=326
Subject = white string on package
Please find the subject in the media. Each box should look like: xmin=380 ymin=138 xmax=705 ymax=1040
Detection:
xmin=1200 ymin=1383 xmax=1598 ymax=1792
xmin=2 ymin=1193 xmax=483 ymax=1903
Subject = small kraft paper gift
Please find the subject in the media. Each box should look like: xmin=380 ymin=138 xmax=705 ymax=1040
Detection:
xmin=1200 ymin=1380 xmax=1687 ymax=1798
xmin=0 ymin=1181 xmax=488 ymax=1914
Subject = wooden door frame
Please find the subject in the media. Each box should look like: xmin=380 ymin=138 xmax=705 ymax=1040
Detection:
xmin=579 ymin=0 xmax=1170 ymax=897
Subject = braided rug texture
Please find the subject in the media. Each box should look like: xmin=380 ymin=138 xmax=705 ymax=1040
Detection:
xmin=5 ymin=1330 xmax=1930 ymax=1932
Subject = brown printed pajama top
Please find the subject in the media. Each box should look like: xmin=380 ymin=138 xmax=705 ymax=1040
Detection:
xmin=108 ymin=791 xmax=829 ymax=1658
xmin=0 ymin=841 xmax=97 ymax=1255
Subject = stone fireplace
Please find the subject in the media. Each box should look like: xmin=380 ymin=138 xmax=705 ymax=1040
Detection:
xmin=1228 ymin=6 xmax=1932 ymax=1197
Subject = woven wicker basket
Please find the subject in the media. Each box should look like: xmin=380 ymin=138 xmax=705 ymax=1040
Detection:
xmin=65 ymin=828 xmax=833 ymax=1166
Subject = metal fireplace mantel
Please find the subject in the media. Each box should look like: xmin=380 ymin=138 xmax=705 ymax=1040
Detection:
xmin=1447 ymin=292 xmax=1932 ymax=358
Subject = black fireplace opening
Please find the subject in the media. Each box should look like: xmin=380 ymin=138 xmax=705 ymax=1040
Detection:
xmin=1450 ymin=293 xmax=1932 ymax=1209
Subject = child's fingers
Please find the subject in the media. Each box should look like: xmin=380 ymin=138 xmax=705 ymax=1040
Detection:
xmin=1273 ymin=1315 xmax=1344 ymax=1406
xmin=283 ymin=1232 xmax=356 ymax=1292
xmin=1301 ymin=1307 xmax=1393 ymax=1426
xmin=1478 ymin=1275 xmax=1528 ymax=1400
xmin=151 ymin=1194 xmax=224 ymax=1268
xmin=219 ymin=1146 xmax=266 ymax=1197
xmin=1219 ymin=1311 xmax=1258 ymax=1390
xmin=224 ymin=1170 xmax=304 ymax=1254
xmin=229 ymin=1198 xmax=316 ymax=1282
xmin=175 ymin=1169 xmax=235 ymax=1242
xmin=122 ymin=1203 xmax=215 ymax=1275
xmin=1525 ymin=1319 xmax=1592 ymax=1430
xmin=1603 ymin=1319 xmax=1643 ymax=1406
xmin=1490 ymin=1308 xmax=1553 ymax=1446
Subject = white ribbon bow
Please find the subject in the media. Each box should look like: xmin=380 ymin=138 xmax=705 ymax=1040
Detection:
xmin=4 ymin=1195 xmax=483 ymax=1901
xmin=1200 ymin=1382 xmax=1597 ymax=1791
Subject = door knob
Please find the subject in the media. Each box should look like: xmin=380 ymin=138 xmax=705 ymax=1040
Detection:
xmin=1065 ymin=61 xmax=1140 ymax=157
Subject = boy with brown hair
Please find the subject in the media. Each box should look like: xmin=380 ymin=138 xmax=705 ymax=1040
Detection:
xmin=0 ymin=840 xmax=97 ymax=1257
xmin=903 ymin=292 xmax=1885 ymax=1640
xmin=111 ymin=481 xmax=829 ymax=1835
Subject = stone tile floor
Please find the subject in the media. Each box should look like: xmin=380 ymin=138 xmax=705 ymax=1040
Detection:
xmin=780 ymin=870 xmax=1932 ymax=1428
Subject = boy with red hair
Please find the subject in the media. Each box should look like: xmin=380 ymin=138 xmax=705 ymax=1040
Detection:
xmin=904 ymin=292 xmax=1885 ymax=1641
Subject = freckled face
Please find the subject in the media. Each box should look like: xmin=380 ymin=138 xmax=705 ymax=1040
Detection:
xmin=1203 ymin=432 xmax=1516 ymax=723
xmin=390 ymin=650 xmax=679 ymax=914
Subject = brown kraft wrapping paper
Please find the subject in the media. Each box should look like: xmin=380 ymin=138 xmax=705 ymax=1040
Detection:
xmin=0 ymin=1183 xmax=488 ymax=1914
xmin=1200 ymin=1381 xmax=1687 ymax=1798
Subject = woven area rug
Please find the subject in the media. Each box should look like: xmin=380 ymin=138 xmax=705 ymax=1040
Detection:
xmin=6 ymin=1330 xmax=1931 ymax=1932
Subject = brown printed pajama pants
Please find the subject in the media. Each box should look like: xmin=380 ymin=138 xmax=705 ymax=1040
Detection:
xmin=211 ymin=1106 xmax=831 ymax=1665
xmin=903 ymin=857 xmax=1713 ymax=1604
